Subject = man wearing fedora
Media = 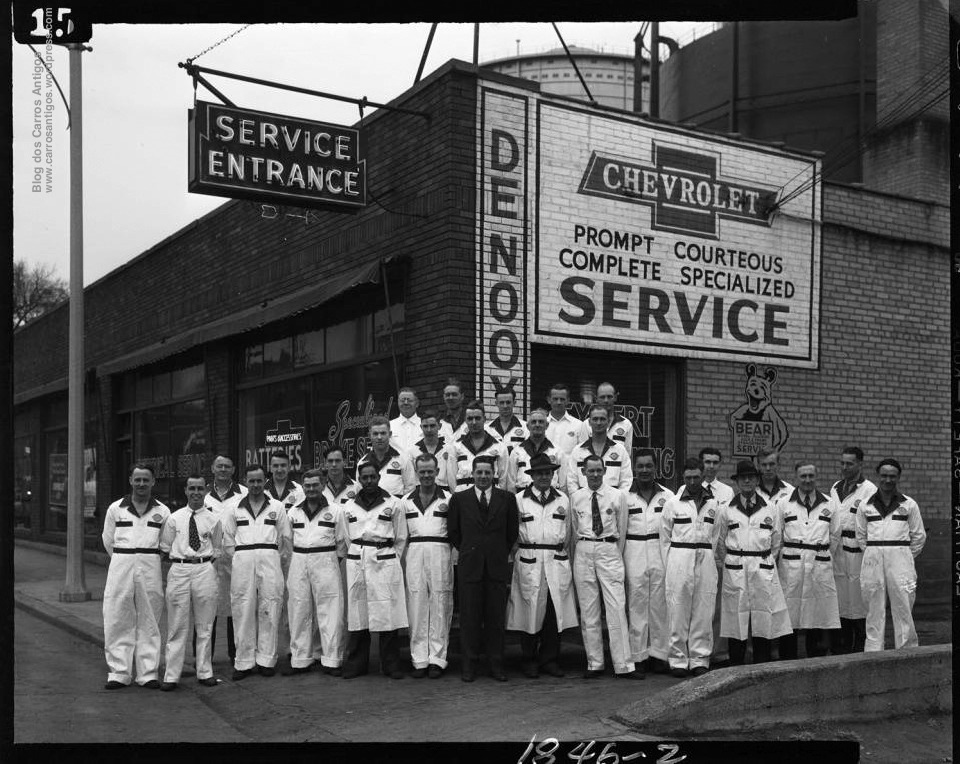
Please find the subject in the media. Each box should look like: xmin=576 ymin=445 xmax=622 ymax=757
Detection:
xmin=717 ymin=459 xmax=793 ymax=665
xmin=505 ymin=453 xmax=578 ymax=678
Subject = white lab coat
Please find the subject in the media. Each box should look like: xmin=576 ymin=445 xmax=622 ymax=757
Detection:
xmin=506 ymin=488 xmax=578 ymax=634
xmin=504 ymin=439 xmax=567 ymax=494
xmin=777 ymin=490 xmax=841 ymax=630
xmin=566 ymin=439 xmax=633 ymax=495
xmin=830 ymin=477 xmax=877 ymax=619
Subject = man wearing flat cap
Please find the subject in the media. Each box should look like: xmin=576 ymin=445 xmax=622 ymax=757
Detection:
xmin=506 ymin=453 xmax=578 ymax=679
xmin=855 ymin=458 xmax=926 ymax=651
xmin=716 ymin=459 xmax=792 ymax=665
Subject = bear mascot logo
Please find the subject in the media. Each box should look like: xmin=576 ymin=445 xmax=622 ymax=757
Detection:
xmin=727 ymin=363 xmax=789 ymax=456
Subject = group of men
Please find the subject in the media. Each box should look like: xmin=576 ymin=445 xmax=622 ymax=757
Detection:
xmin=100 ymin=378 xmax=927 ymax=689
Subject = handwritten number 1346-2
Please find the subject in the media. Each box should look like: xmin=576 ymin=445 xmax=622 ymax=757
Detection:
xmin=518 ymin=736 xmax=688 ymax=764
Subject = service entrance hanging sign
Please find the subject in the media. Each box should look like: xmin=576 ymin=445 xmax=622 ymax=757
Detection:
xmin=188 ymin=100 xmax=366 ymax=211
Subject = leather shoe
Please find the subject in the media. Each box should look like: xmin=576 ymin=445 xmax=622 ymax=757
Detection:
xmin=141 ymin=680 xmax=161 ymax=689
xmin=670 ymin=667 xmax=689 ymax=679
xmin=321 ymin=666 xmax=343 ymax=677
xmin=411 ymin=668 xmax=427 ymax=679
xmin=104 ymin=680 xmax=126 ymax=690
xmin=389 ymin=669 xmax=405 ymax=680
xmin=427 ymin=665 xmax=443 ymax=679
xmin=198 ymin=677 xmax=218 ymax=687
xmin=691 ymin=666 xmax=709 ymax=677
xmin=232 ymin=668 xmax=254 ymax=681
xmin=257 ymin=665 xmax=275 ymax=677
xmin=160 ymin=681 xmax=177 ymax=692
xmin=541 ymin=662 xmax=564 ymax=678
xmin=490 ymin=669 xmax=508 ymax=682
xmin=522 ymin=662 xmax=539 ymax=679
xmin=461 ymin=666 xmax=476 ymax=683
xmin=582 ymin=669 xmax=604 ymax=679
xmin=615 ymin=669 xmax=645 ymax=680
xmin=649 ymin=658 xmax=671 ymax=674
xmin=341 ymin=667 xmax=366 ymax=679
xmin=281 ymin=664 xmax=313 ymax=676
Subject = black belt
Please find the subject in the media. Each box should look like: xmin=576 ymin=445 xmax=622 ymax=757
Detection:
xmin=783 ymin=541 xmax=829 ymax=552
xmin=112 ymin=547 xmax=161 ymax=555
xmin=626 ymin=533 xmax=659 ymax=541
xmin=842 ymin=545 xmax=863 ymax=554
xmin=727 ymin=549 xmax=771 ymax=557
xmin=866 ymin=540 xmax=910 ymax=547
xmin=841 ymin=530 xmax=856 ymax=538
xmin=351 ymin=539 xmax=394 ymax=549
xmin=670 ymin=541 xmax=711 ymax=550
xmin=235 ymin=543 xmax=278 ymax=551
xmin=293 ymin=545 xmax=337 ymax=554
xmin=519 ymin=542 xmax=564 ymax=551
xmin=169 ymin=556 xmax=213 ymax=564
xmin=578 ymin=536 xmax=617 ymax=543
xmin=408 ymin=536 xmax=450 ymax=544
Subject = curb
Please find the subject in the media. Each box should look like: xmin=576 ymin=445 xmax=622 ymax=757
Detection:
xmin=14 ymin=588 xmax=105 ymax=648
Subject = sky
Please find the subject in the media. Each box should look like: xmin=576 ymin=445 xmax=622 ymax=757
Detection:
xmin=12 ymin=21 xmax=710 ymax=286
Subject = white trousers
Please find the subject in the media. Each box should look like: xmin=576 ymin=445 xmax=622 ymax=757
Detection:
xmin=624 ymin=543 xmax=668 ymax=662
xmin=103 ymin=556 xmax=164 ymax=685
xmin=231 ymin=550 xmax=284 ymax=670
xmin=665 ymin=549 xmax=718 ymax=670
xmin=573 ymin=541 xmax=633 ymax=673
xmin=405 ymin=543 xmax=454 ymax=669
xmin=287 ymin=552 xmax=345 ymax=668
xmin=164 ymin=562 xmax=219 ymax=681
xmin=861 ymin=548 xmax=918 ymax=651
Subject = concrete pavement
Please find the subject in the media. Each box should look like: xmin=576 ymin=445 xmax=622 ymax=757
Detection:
xmin=13 ymin=539 xmax=953 ymax=743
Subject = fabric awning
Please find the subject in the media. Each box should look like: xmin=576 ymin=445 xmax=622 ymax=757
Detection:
xmin=97 ymin=256 xmax=397 ymax=378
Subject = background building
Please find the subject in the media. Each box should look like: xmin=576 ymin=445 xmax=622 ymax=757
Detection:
xmin=14 ymin=1 xmax=949 ymax=615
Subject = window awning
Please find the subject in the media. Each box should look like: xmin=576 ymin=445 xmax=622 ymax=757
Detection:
xmin=97 ymin=256 xmax=400 ymax=378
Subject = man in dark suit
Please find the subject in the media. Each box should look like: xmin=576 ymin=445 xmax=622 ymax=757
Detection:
xmin=448 ymin=454 xmax=519 ymax=682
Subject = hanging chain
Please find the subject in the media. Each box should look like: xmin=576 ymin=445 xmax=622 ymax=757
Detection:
xmin=186 ymin=24 xmax=252 ymax=65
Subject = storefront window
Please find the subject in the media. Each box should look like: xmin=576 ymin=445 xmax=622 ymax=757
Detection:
xmin=14 ymin=435 xmax=34 ymax=529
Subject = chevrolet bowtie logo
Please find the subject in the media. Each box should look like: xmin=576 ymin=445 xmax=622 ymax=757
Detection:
xmin=578 ymin=143 xmax=779 ymax=239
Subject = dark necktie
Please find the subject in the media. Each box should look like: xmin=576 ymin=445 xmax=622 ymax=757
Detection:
xmin=591 ymin=492 xmax=603 ymax=537
xmin=479 ymin=490 xmax=489 ymax=518
xmin=804 ymin=495 xmax=813 ymax=511
xmin=189 ymin=512 xmax=201 ymax=551
xmin=541 ymin=492 xmax=550 ymax=506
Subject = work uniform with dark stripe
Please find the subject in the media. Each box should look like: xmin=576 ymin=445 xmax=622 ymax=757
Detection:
xmin=829 ymin=476 xmax=876 ymax=653
xmin=447 ymin=433 xmax=507 ymax=493
xmin=623 ymin=481 xmax=673 ymax=664
xmin=856 ymin=491 xmax=926 ymax=651
xmin=565 ymin=438 xmax=633 ymax=496
xmin=356 ymin=448 xmax=416 ymax=498
xmin=286 ymin=498 xmax=346 ymax=670
xmin=101 ymin=496 xmax=171 ymax=686
xmin=717 ymin=493 xmax=792 ymax=663
xmin=776 ymin=489 xmax=841 ymax=659
xmin=222 ymin=495 xmax=291 ymax=671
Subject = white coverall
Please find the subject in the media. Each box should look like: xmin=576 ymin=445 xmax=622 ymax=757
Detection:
xmin=506 ymin=488 xmax=578 ymax=634
xmin=337 ymin=489 xmax=409 ymax=632
xmin=205 ymin=483 xmax=247 ymax=623
xmin=390 ymin=413 xmax=422 ymax=453
xmin=437 ymin=418 xmax=466 ymax=445
xmin=159 ymin=505 xmax=223 ymax=682
xmin=405 ymin=438 xmax=452 ymax=488
xmin=570 ymin=484 xmax=634 ymax=674
xmin=447 ymin=433 xmax=507 ymax=493
xmin=703 ymin=479 xmax=735 ymax=505
xmin=286 ymin=498 xmax=346 ymax=669
xmin=323 ymin=477 xmax=361 ymax=507
xmin=566 ymin=439 xmax=633 ymax=495
xmin=624 ymin=482 xmax=674 ymax=663
xmin=222 ymin=495 xmax=292 ymax=670
xmin=356 ymin=448 xmax=417 ymax=498
xmin=400 ymin=486 xmax=454 ymax=669
xmin=264 ymin=479 xmax=305 ymax=510
xmin=660 ymin=488 xmax=720 ymax=670
xmin=717 ymin=495 xmax=793 ymax=640
xmin=101 ymin=496 xmax=171 ymax=686
xmin=830 ymin=477 xmax=877 ymax=619
xmin=777 ymin=490 xmax=842 ymax=629
xmin=504 ymin=439 xmax=567 ymax=495
xmin=545 ymin=412 xmax=583 ymax=457
xmin=757 ymin=477 xmax=794 ymax=507
xmin=577 ymin=413 xmax=635 ymax=458
xmin=485 ymin=416 xmax=529 ymax=456
xmin=856 ymin=491 xmax=926 ymax=651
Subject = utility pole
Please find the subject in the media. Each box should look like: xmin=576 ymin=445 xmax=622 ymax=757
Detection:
xmin=61 ymin=41 xmax=90 ymax=603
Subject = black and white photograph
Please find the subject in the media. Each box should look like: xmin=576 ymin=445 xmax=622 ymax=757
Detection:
xmin=7 ymin=2 xmax=954 ymax=761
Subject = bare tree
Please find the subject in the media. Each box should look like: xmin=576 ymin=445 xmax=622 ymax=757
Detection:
xmin=13 ymin=259 xmax=69 ymax=329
